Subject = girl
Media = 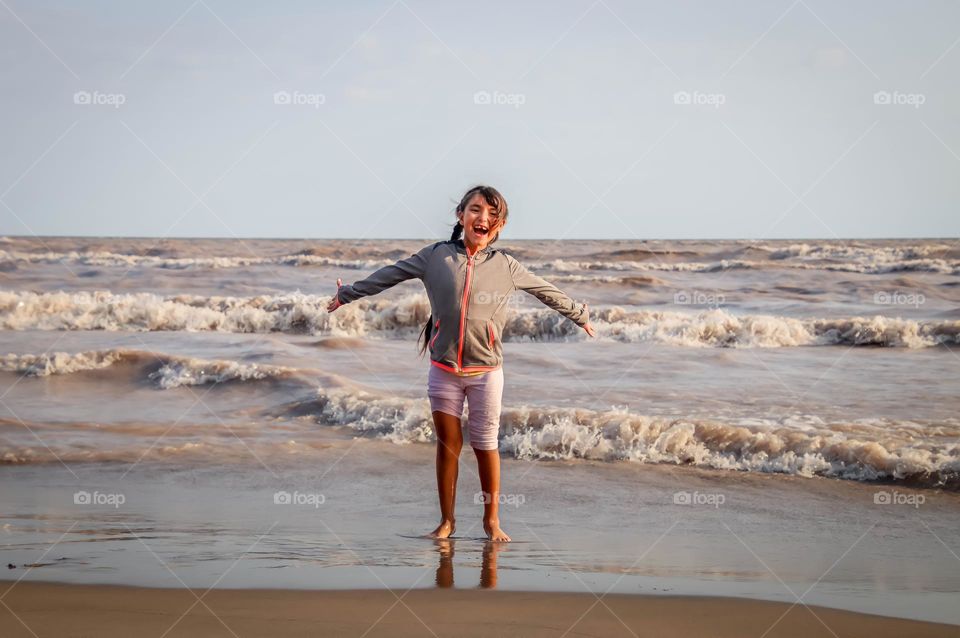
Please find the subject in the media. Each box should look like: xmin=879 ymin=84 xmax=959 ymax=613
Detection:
xmin=326 ymin=185 xmax=595 ymax=542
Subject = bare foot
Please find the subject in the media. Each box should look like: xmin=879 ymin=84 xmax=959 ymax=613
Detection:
xmin=483 ymin=520 xmax=511 ymax=542
xmin=428 ymin=519 xmax=456 ymax=539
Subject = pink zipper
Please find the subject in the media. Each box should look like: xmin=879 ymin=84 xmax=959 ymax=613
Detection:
xmin=488 ymin=321 xmax=494 ymax=347
xmin=456 ymin=254 xmax=475 ymax=371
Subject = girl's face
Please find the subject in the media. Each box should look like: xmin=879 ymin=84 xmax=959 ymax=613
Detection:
xmin=458 ymin=193 xmax=505 ymax=250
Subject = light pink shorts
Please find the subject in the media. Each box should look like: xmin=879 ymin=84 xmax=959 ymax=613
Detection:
xmin=427 ymin=365 xmax=504 ymax=451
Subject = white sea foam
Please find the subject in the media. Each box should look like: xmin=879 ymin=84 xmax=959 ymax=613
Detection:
xmin=0 ymin=249 xmax=393 ymax=271
xmin=0 ymin=348 xmax=295 ymax=388
xmin=528 ymin=257 xmax=960 ymax=275
xmin=759 ymin=242 xmax=955 ymax=262
xmin=146 ymin=358 xmax=295 ymax=389
xmin=0 ymin=349 xmax=128 ymax=376
xmin=0 ymin=289 xmax=427 ymax=336
xmin=3 ymin=244 xmax=957 ymax=274
xmin=3 ymin=349 xmax=956 ymax=486
xmin=581 ymin=307 xmax=960 ymax=348
xmin=306 ymin=386 xmax=960 ymax=487
xmin=2 ymin=290 xmax=956 ymax=347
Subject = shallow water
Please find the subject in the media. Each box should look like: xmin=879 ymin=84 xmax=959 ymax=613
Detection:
xmin=1 ymin=235 xmax=958 ymax=623
xmin=2 ymin=453 xmax=959 ymax=624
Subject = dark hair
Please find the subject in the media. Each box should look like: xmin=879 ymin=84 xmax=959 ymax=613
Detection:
xmin=419 ymin=185 xmax=509 ymax=357
xmin=448 ymin=184 xmax=509 ymax=245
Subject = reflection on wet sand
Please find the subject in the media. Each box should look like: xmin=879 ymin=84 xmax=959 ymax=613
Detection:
xmin=433 ymin=539 xmax=507 ymax=589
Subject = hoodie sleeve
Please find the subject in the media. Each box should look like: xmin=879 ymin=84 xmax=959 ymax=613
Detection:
xmin=337 ymin=243 xmax=436 ymax=304
xmin=507 ymin=254 xmax=588 ymax=328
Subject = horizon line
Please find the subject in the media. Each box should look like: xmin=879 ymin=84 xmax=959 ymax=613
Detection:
xmin=2 ymin=234 xmax=956 ymax=242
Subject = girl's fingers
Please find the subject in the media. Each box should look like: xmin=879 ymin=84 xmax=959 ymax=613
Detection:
xmin=329 ymin=279 xmax=343 ymax=313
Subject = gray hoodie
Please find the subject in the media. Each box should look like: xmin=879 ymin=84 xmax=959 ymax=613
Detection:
xmin=336 ymin=239 xmax=588 ymax=374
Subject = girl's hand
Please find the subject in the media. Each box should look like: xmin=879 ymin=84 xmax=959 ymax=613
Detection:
xmin=326 ymin=278 xmax=343 ymax=313
xmin=582 ymin=302 xmax=596 ymax=337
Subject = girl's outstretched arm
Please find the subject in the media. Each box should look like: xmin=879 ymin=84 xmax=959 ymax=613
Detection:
xmin=327 ymin=243 xmax=436 ymax=312
xmin=506 ymin=254 xmax=596 ymax=336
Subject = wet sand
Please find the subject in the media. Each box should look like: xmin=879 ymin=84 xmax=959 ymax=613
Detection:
xmin=3 ymin=451 xmax=960 ymax=624
xmin=2 ymin=582 xmax=957 ymax=637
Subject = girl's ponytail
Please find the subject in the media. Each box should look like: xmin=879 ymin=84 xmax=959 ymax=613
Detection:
xmin=418 ymin=316 xmax=432 ymax=357
xmin=450 ymin=221 xmax=463 ymax=241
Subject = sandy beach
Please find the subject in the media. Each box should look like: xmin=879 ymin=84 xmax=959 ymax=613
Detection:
xmin=3 ymin=582 xmax=959 ymax=638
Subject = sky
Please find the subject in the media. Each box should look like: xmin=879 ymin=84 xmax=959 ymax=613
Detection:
xmin=1 ymin=0 xmax=958 ymax=240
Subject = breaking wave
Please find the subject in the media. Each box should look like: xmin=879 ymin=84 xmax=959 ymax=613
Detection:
xmin=527 ymin=257 xmax=960 ymax=275
xmin=2 ymin=290 xmax=957 ymax=348
xmin=578 ymin=307 xmax=960 ymax=348
xmin=289 ymin=386 xmax=960 ymax=489
xmin=0 ymin=348 xmax=295 ymax=389
xmin=0 ymin=289 xmax=427 ymax=336
xmin=2 ymin=352 xmax=957 ymax=488
xmin=3 ymin=242 xmax=958 ymax=274
xmin=0 ymin=248 xmax=393 ymax=271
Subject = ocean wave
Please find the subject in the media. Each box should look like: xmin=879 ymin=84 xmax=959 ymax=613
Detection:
xmin=580 ymin=307 xmax=960 ymax=348
xmin=4 ymin=245 xmax=958 ymax=274
xmin=0 ymin=249 xmax=395 ymax=271
xmin=527 ymin=257 xmax=960 ymax=275
xmin=2 ymin=290 xmax=957 ymax=348
xmin=0 ymin=348 xmax=295 ymax=389
xmin=293 ymin=387 xmax=960 ymax=488
xmin=2 ymin=362 xmax=957 ymax=487
xmin=0 ymin=289 xmax=427 ymax=335
xmin=758 ymin=242 xmax=956 ymax=262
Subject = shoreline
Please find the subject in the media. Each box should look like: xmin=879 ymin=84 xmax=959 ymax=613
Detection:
xmin=4 ymin=454 xmax=959 ymax=624
xmin=2 ymin=582 xmax=958 ymax=637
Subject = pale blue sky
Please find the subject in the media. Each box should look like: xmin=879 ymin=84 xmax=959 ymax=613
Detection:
xmin=1 ymin=1 xmax=958 ymax=239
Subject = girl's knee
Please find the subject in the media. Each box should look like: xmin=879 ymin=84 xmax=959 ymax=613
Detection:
xmin=436 ymin=429 xmax=463 ymax=450
xmin=471 ymin=444 xmax=499 ymax=455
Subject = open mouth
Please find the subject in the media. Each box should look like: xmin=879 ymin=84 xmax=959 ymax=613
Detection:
xmin=472 ymin=224 xmax=489 ymax=237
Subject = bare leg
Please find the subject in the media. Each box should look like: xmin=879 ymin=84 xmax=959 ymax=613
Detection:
xmin=428 ymin=410 xmax=462 ymax=538
xmin=473 ymin=447 xmax=511 ymax=542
